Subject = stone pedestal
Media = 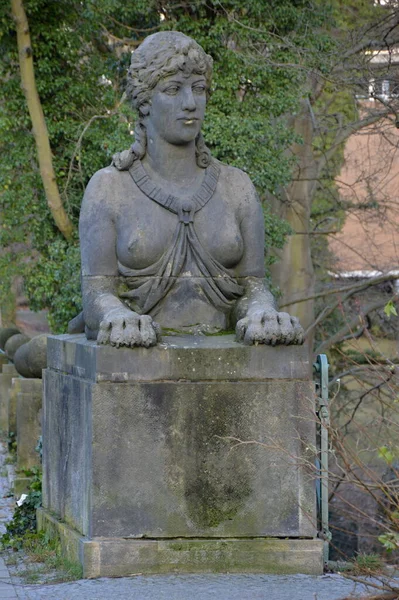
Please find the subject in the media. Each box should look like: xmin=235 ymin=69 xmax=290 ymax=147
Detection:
xmin=39 ymin=334 xmax=323 ymax=577
xmin=16 ymin=379 xmax=42 ymax=471
xmin=9 ymin=378 xmax=21 ymax=437
xmin=0 ymin=364 xmax=18 ymax=435
xmin=0 ymin=354 xmax=11 ymax=435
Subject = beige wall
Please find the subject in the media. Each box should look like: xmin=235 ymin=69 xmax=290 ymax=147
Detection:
xmin=330 ymin=111 xmax=399 ymax=272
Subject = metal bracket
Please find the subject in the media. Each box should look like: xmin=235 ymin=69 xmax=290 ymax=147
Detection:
xmin=313 ymin=353 xmax=330 ymax=567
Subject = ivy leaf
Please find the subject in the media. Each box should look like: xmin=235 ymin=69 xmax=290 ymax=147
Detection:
xmin=377 ymin=445 xmax=395 ymax=465
xmin=384 ymin=300 xmax=398 ymax=318
xmin=378 ymin=532 xmax=399 ymax=553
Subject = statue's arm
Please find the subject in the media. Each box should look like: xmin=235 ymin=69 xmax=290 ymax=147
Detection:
xmin=233 ymin=174 xmax=304 ymax=345
xmin=80 ymin=169 xmax=160 ymax=347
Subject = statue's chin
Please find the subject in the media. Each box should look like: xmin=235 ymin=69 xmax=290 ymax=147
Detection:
xmin=161 ymin=124 xmax=202 ymax=145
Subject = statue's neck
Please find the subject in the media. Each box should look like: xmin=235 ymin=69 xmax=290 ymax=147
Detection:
xmin=143 ymin=134 xmax=201 ymax=186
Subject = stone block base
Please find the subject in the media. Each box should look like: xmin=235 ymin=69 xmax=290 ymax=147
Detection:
xmin=16 ymin=378 xmax=42 ymax=471
xmin=37 ymin=509 xmax=323 ymax=578
xmin=0 ymin=364 xmax=18 ymax=434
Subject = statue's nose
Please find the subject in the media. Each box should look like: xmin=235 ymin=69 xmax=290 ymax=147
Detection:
xmin=181 ymin=88 xmax=196 ymax=111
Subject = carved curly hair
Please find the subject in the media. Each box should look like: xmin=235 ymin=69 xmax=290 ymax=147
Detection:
xmin=113 ymin=31 xmax=213 ymax=171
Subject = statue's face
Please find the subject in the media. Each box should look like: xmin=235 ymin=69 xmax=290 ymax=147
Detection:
xmin=145 ymin=71 xmax=207 ymax=145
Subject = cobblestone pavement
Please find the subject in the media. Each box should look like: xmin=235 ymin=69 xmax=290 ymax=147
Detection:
xmin=0 ymin=440 xmax=377 ymax=600
xmin=0 ymin=441 xmax=19 ymax=599
xmin=0 ymin=443 xmax=16 ymax=536
xmin=7 ymin=573 xmax=377 ymax=600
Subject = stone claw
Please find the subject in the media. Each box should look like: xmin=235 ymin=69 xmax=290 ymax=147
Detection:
xmin=97 ymin=309 xmax=161 ymax=348
xmin=235 ymin=310 xmax=304 ymax=346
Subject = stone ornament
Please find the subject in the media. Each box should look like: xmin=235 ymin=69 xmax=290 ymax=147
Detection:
xmin=4 ymin=333 xmax=29 ymax=361
xmin=74 ymin=31 xmax=304 ymax=348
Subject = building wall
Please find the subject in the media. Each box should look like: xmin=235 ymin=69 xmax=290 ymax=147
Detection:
xmin=330 ymin=106 xmax=399 ymax=272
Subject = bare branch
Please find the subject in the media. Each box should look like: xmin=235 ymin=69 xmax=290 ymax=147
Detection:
xmin=280 ymin=272 xmax=399 ymax=308
xmin=62 ymin=93 xmax=127 ymax=200
xmin=315 ymin=292 xmax=399 ymax=355
xmin=316 ymin=109 xmax=392 ymax=180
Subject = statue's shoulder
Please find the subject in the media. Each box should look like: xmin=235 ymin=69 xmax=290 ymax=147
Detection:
xmin=216 ymin=160 xmax=259 ymax=204
xmin=86 ymin=164 xmax=127 ymax=190
xmin=83 ymin=164 xmax=130 ymax=206
xmin=80 ymin=165 xmax=132 ymax=224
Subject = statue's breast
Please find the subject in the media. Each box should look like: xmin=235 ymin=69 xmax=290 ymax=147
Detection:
xmin=116 ymin=197 xmax=176 ymax=270
xmin=115 ymin=188 xmax=244 ymax=272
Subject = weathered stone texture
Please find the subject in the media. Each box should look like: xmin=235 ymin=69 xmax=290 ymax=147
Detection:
xmin=47 ymin=333 xmax=311 ymax=383
xmin=16 ymin=378 xmax=42 ymax=470
xmin=38 ymin=509 xmax=324 ymax=578
xmin=41 ymin=334 xmax=320 ymax=575
xmin=0 ymin=364 xmax=18 ymax=434
xmin=8 ymin=378 xmax=21 ymax=437
xmin=42 ymin=335 xmax=319 ymax=575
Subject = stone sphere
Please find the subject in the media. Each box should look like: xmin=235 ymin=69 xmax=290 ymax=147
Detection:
xmin=14 ymin=334 xmax=48 ymax=378
xmin=13 ymin=343 xmax=31 ymax=378
xmin=27 ymin=334 xmax=48 ymax=378
xmin=0 ymin=327 xmax=20 ymax=351
xmin=4 ymin=334 xmax=30 ymax=361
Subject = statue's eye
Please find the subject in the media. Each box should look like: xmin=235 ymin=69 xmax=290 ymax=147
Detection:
xmin=193 ymin=85 xmax=206 ymax=94
xmin=163 ymin=85 xmax=179 ymax=95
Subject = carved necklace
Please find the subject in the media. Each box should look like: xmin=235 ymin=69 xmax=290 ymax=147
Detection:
xmin=128 ymin=158 xmax=220 ymax=223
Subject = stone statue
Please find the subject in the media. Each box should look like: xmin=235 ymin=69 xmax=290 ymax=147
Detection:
xmin=76 ymin=31 xmax=304 ymax=348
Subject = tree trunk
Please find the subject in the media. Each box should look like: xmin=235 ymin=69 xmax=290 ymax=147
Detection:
xmin=270 ymin=101 xmax=316 ymax=345
xmin=11 ymin=0 xmax=74 ymax=240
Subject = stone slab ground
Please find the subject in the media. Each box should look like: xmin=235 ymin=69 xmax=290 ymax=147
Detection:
xmin=6 ymin=572 xmax=381 ymax=600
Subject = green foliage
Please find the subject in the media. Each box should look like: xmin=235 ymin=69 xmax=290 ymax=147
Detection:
xmin=384 ymin=300 xmax=398 ymax=319
xmin=351 ymin=552 xmax=383 ymax=573
xmin=378 ymin=532 xmax=399 ymax=553
xmin=0 ymin=0 xmax=336 ymax=330
xmin=167 ymin=0 xmax=335 ymax=191
xmin=264 ymin=206 xmax=293 ymax=266
xmin=0 ymin=0 xmax=135 ymax=328
xmin=24 ymin=241 xmax=82 ymax=332
xmin=3 ymin=530 xmax=83 ymax=583
xmin=7 ymin=431 xmax=17 ymax=454
xmin=1 ymin=468 xmax=42 ymax=551
xmin=20 ymin=532 xmax=83 ymax=582
xmin=378 ymin=445 xmax=397 ymax=466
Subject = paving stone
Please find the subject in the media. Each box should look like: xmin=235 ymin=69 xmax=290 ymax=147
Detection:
xmin=0 ymin=559 xmax=17 ymax=599
xmin=12 ymin=573 xmax=374 ymax=600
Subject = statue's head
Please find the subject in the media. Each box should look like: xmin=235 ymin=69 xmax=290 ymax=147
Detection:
xmin=127 ymin=31 xmax=213 ymax=117
xmin=114 ymin=32 xmax=213 ymax=170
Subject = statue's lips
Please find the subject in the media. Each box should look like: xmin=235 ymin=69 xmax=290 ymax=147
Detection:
xmin=177 ymin=117 xmax=200 ymax=125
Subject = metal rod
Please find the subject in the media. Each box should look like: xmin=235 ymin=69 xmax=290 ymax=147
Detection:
xmin=314 ymin=354 xmax=331 ymax=567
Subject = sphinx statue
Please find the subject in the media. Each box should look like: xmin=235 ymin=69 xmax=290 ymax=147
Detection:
xmin=76 ymin=31 xmax=304 ymax=348
xmin=43 ymin=34 xmax=321 ymax=579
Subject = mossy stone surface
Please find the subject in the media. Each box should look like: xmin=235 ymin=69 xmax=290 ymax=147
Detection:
xmin=38 ymin=508 xmax=324 ymax=578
